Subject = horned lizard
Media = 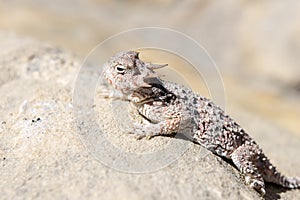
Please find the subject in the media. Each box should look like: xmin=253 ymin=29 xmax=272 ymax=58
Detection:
xmin=101 ymin=51 xmax=300 ymax=196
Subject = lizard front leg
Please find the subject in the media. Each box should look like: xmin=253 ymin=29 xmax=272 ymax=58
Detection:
xmin=98 ymin=87 xmax=130 ymax=100
xmin=129 ymin=116 xmax=182 ymax=140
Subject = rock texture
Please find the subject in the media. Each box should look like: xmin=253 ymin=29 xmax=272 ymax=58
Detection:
xmin=0 ymin=34 xmax=299 ymax=200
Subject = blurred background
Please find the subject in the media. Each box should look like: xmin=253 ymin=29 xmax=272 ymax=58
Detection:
xmin=0 ymin=0 xmax=300 ymax=135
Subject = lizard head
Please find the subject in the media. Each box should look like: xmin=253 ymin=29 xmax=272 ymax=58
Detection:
xmin=103 ymin=51 xmax=167 ymax=95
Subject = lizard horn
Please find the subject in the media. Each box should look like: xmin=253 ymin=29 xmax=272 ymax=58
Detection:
xmin=140 ymin=82 xmax=152 ymax=88
xmin=146 ymin=63 xmax=168 ymax=70
xmin=135 ymin=51 xmax=140 ymax=57
xmin=145 ymin=73 xmax=159 ymax=79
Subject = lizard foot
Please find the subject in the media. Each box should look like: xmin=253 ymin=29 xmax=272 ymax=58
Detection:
xmin=246 ymin=176 xmax=266 ymax=196
xmin=127 ymin=122 xmax=162 ymax=140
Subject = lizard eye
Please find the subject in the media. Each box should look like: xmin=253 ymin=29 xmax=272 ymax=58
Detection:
xmin=114 ymin=65 xmax=126 ymax=74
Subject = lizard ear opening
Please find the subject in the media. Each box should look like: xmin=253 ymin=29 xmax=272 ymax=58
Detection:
xmin=145 ymin=63 xmax=168 ymax=70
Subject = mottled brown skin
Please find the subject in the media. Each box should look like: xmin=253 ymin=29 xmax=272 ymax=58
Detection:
xmin=102 ymin=51 xmax=300 ymax=196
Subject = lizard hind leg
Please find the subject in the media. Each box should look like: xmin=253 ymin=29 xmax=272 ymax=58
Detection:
xmin=231 ymin=144 xmax=266 ymax=196
xmin=256 ymin=153 xmax=300 ymax=189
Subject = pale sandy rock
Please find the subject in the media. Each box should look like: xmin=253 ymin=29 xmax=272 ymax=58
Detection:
xmin=0 ymin=35 xmax=299 ymax=200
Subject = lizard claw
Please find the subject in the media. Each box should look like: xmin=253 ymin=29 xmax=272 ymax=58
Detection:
xmin=134 ymin=134 xmax=146 ymax=140
xmin=125 ymin=126 xmax=146 ymax=139
xmin=98 ymin=87 xmax=112 ymax=98
xmin=126 ymin=122 xmax=157 ymax=140
xmin=249 ymin=179 xmax=266 ymax=196
xmin=133 ymin=133 xmax=155 ymax=140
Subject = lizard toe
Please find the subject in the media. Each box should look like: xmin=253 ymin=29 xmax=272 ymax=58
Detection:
xmin=250 ymin=179 xmax=266 ymax=196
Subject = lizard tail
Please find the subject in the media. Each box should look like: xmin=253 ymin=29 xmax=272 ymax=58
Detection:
xmin=258 ymin=154 xmax=300 ymax=189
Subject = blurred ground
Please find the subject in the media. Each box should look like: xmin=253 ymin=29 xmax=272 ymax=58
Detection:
xmin=0 ymin=0 xmax=300 ymax=199
xmin=0 ymin=0 xmax=300 ymax=135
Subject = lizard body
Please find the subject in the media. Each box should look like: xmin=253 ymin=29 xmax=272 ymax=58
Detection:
xmin=102 ymin=51 xmax=300 ymax=196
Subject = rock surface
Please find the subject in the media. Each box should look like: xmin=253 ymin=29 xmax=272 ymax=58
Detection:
xmin=0 ymin=34 xmax=300 ymax=200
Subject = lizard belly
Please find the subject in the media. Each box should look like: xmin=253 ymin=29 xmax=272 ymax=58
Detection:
xmin=137 ymin=104 xmax=166 ymax=123
xmin=195 ymin=119 xmax=245 ymax=158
